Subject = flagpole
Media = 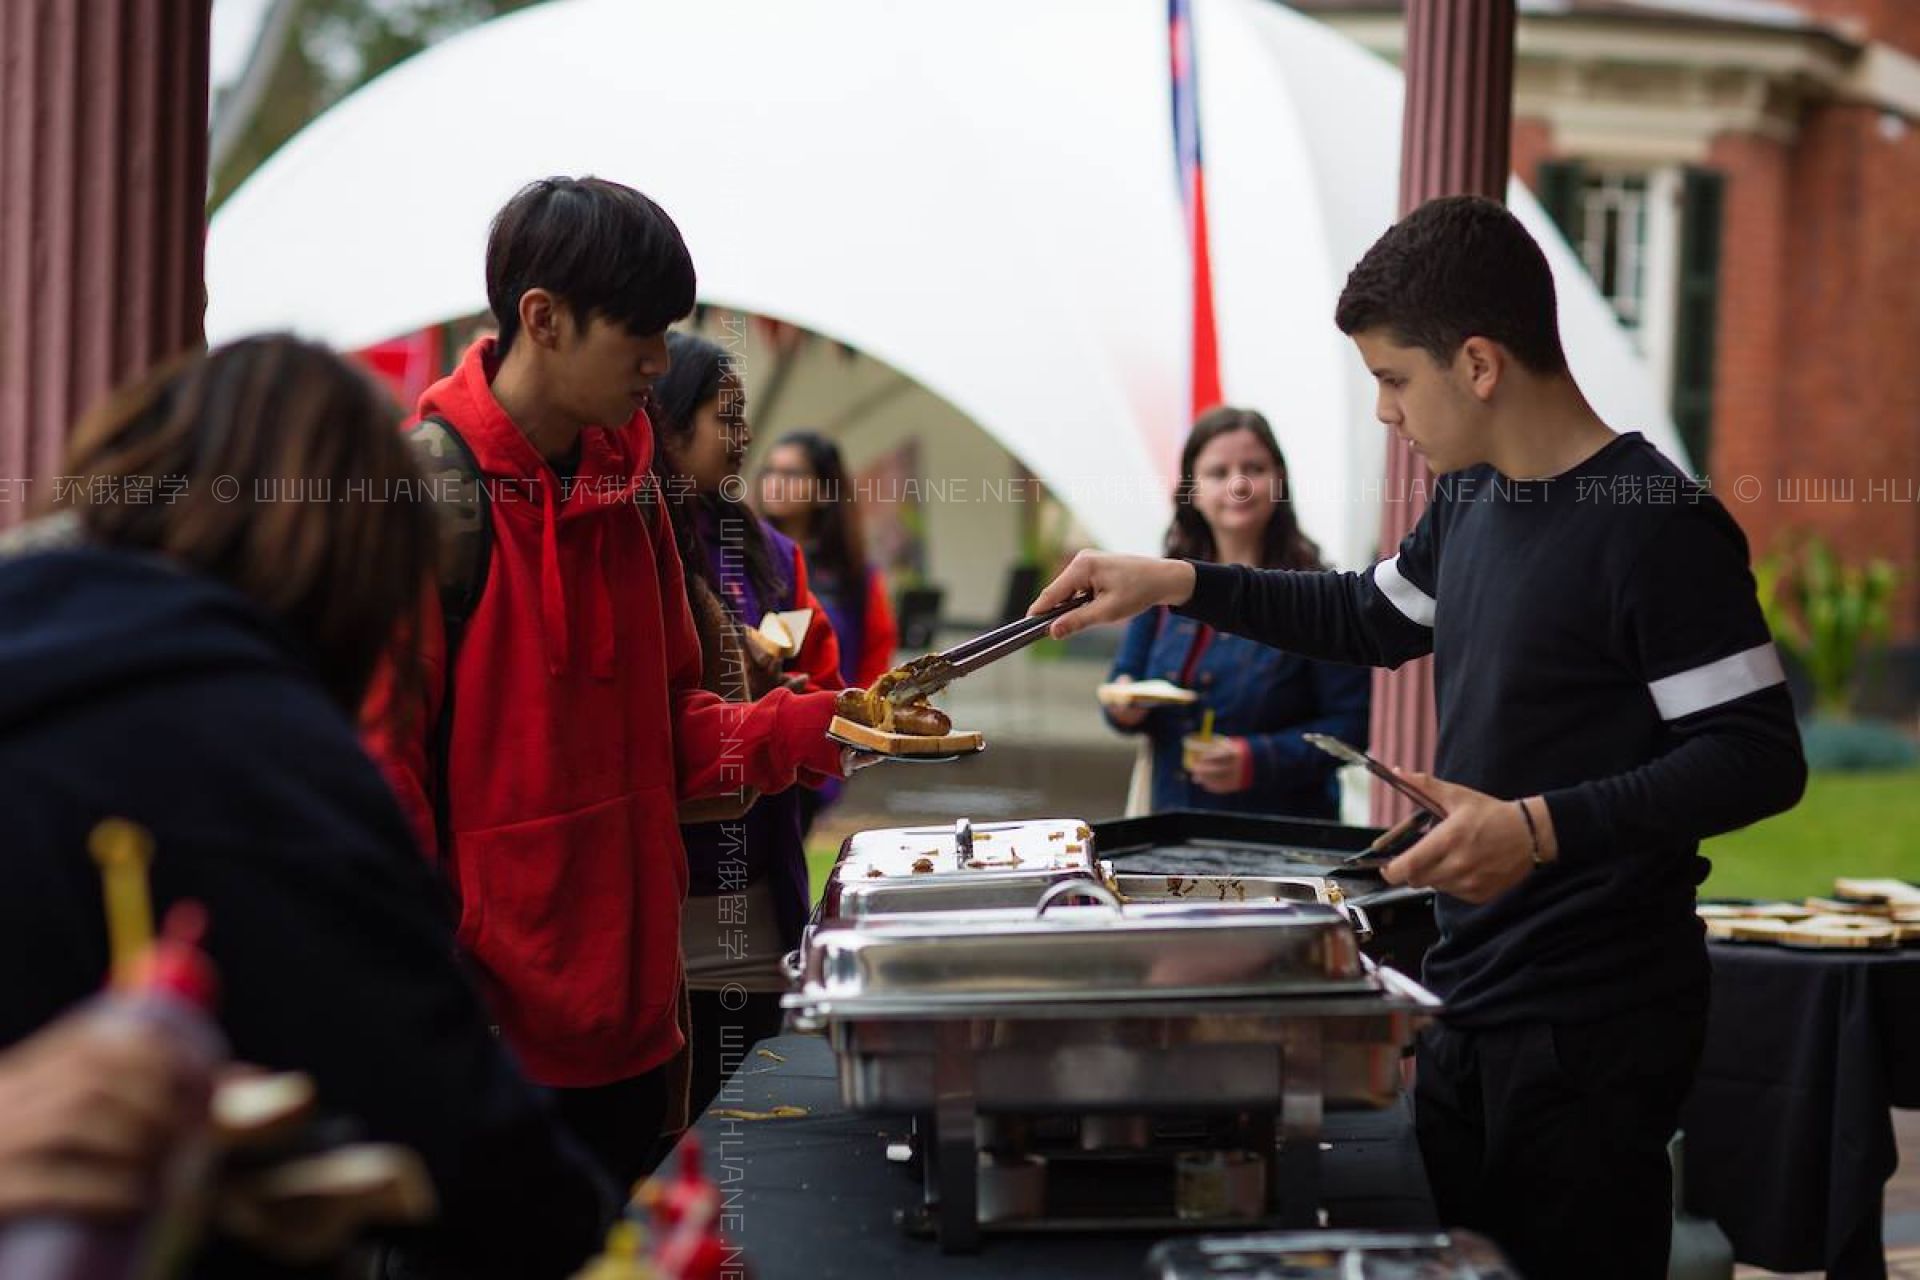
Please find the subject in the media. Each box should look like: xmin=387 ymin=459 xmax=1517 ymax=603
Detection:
xmin=1170 ymin=0 xmax=1223 ymax=429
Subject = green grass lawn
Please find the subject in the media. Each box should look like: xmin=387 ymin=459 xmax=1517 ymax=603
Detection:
xmin=805 ymin=843 xmax=840 ymax=906
xmin=1699 ymin=769 xmax=1920 ymax=900
xmin=801 ymin=770 xmax=1920 ymax=906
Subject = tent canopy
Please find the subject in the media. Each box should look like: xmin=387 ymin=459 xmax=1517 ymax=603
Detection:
xmin=206 ymin=0 xmax=1686 ymax=563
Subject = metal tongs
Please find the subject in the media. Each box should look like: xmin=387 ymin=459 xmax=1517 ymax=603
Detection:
xmin=1300 ymin=733 xmax=1449 ymax=868
xmin=883 ymin=591 xmax=1094 ymax=704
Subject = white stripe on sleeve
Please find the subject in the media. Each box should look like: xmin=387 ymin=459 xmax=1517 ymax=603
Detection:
xmin=1647 ymin=642 xmax=1787 ymax=721
xmin=1373 ymin=556 xmax=1436 ymax=628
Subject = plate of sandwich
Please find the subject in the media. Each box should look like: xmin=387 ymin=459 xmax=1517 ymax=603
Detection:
xmin=828 ymin=672 xmax=984 ymax=763
xmin=1096 ymin=678 xmax=1198 ymax=708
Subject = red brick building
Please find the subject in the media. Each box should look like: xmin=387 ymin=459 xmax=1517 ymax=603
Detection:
xmin=1297 ymin=0 xmax=1920 ymax=658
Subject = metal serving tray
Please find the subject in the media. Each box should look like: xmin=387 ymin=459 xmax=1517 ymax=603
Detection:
xmin=1144 ymin=1230 xmax=1519 ymax=1278
xmin=817 ymin=817 xmax=1101 ymax=923
xmin=1093 ymin=811 xmax=1441 ymax=975
xmin=1109 ymin=872 xmax=1336 ymax=908
xmin=790 ymin=892 xmax=1367 ymax=1013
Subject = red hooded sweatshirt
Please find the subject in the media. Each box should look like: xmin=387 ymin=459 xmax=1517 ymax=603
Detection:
xmin=363 ymin=340 xmax=845 ymax=1088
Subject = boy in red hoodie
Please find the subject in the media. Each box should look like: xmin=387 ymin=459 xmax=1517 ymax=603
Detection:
xmin=364 ymin=177 xmax=853 ymax=1189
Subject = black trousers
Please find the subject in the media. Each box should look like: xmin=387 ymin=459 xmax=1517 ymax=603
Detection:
xmin=552 ymin=1066 xmax=672 ymax=1198
xmin=1413 ymin=1004 xmax=1706 ymax=1280
xmin=687 ymin=987 xmax=787 ymax=1122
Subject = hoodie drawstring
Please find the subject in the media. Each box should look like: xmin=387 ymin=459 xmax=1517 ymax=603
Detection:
xmin=588 ymin=520 xmax=614 ymax=679
xmin=539 ymin=481 xmax=569 ymax=676
xmin=538 ymin=480 xmax=618 ymax=680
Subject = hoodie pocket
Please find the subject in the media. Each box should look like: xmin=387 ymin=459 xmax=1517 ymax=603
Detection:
xmin=453 ymin=789 xmax=687 ymax=1075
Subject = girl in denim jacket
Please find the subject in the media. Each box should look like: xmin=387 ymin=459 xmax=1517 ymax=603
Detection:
xmin=1104 ymin=408 xmax=1369 ymax=818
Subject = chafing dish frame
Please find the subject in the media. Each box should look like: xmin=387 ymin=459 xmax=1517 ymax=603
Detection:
xmin=789 ymin=948 xmax=1438 ymax=1251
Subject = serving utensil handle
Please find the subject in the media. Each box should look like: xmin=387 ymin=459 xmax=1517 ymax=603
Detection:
xmin=1034 ymin=877 xmax=1124 ymax=918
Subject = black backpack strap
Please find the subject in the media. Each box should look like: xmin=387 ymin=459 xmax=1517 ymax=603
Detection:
xmin=403 ymin=415 xmax=491 ymax=853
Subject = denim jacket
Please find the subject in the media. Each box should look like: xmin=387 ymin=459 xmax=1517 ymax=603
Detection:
xmin=1105 ymin=606 xmax=1370 ymax=819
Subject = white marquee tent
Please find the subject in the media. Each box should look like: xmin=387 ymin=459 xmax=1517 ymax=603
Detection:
xmin=205 ymin=0 xmax=1687 ymax=565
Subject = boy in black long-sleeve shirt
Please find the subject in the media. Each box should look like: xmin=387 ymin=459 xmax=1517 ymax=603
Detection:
xmin=1034 ymin=196 xmax=1806 ymax=1279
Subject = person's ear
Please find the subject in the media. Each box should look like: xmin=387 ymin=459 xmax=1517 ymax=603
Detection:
xmin=1457 ymin=337 xmax=1504 ymax=403
xmin=517 ymin=289 xmax=565 ymax=351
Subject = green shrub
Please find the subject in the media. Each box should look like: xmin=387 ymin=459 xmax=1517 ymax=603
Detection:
xmin=1756 ymin=535 xmax=1899 ymax=719
xmin=1798 ymin=717 xmax=1919 ymax=771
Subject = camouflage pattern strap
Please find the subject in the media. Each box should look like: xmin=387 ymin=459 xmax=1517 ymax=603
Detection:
xmin=403 ymin=415 xmax=490 ymax=857
xmin=405 ymin=415 xmax=491 ymax=638
xmin=0 ymin=510 xmax=86 ymax=558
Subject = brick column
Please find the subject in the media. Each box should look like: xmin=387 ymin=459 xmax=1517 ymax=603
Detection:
xmin=0 ymin=0 xmax=211 ymax=527
xmin=1370 ymin=0 xmax=1515 ymax=824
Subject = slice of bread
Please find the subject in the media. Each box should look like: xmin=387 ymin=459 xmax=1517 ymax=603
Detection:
xmin=756 ymin=609 xmax=813 ymax=660
xmin=829 ymin=715 xmax=983 ymax=757
xmin=214 ymin=1073 xmax=317 ymax=1148
xmin=1096 ymin=679 xmax=1197 ymax=707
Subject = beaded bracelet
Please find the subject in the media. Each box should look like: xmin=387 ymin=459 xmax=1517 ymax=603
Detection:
xmin=1515 ymin=798 xmax=1545 ymax=867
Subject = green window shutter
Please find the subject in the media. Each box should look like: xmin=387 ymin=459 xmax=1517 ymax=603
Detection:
xmin=1536 ymin=159 xmax=1586 ymax=245
xmin=1671 ymin=168 xmax=1725 ymax=477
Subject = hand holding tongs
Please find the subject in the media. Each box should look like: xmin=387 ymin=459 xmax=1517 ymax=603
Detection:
xmin=883 ymin=591 xmax=1094 ymax=704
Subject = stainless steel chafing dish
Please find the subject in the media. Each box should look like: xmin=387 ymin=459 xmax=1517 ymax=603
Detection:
xmin=784 ymin=878 xmax=1440 ymax=1250
xmin=816 ymin=817 xmax=1101 ymax=922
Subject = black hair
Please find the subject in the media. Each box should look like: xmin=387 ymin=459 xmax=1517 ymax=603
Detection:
xmin=651 ymin=330 xmax=784 ymax=615
xmin=485 ymin=176 xmax=696 ymax=354
xmin=1334 ymin=195 xmax=1568 ymax=375
xmin=1165 ymin=406 xmax=1322 ymax=571
xmin=760 ymin=429 xmax=868 ymax=598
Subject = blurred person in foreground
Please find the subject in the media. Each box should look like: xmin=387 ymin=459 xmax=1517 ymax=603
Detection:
xmin=754 ymin=429 xmax=899 ymax=834
xmin=1030 ymin=197 xmax=1806 ymax=1279
xmin=0 ymin=337 xmax=609 ymax=1277
xmin=1104 ymin=406 xmax=1368 ymax=818
xmin=0 ymin=1015 xmax=193 ymax=1224
xmin=359 ymin=178 xmax=858 ymax=1190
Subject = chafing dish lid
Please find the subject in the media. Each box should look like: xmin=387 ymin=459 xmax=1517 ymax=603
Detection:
xmin=815 ymin=818 xmax=1105 ymax=924
xmin=837 ymin=817 xmax=1096 ymax=876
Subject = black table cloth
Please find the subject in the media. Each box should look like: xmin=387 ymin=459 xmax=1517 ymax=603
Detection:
xmin=681 ymin=1033 xmax=1437 ymax=1279
xmin=1681 ymin=941 xmax=1920 ymax=1280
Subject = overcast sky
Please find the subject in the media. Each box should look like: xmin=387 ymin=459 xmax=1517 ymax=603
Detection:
xmin=212 ymin=0 xmax=274 ymax=96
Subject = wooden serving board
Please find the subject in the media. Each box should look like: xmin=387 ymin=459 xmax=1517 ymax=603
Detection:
xmin=1705 ymin=913 xmax=1906 ymax=949
xmin=828 ymin=715 xmax=984 ymax=757
xmin=1697 ymin=901 xmax=1814 ymax=922
xmin=1804 ymin=896 xmax=1896 ymax=918
xmin=1705 ymin=917 xmax=1795 ymax=944
xmin=1833 ymin=877 xmax=1920 ymax=906
xmin=1781 ymin=916 xmax=1902 ymax=950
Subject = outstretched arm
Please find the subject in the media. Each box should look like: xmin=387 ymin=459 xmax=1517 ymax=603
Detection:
xmin=1032 ymin=508 xmax=1443 ymax=670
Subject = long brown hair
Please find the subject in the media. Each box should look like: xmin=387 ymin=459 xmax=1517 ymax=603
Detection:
xmin=54 ymin=336 xmax=437 ymax=713
xmin=761 ymin=429 xmax=867 ymax=594
xmin=651 ymin=331 xmax=785 ymax=612
xmin=1164 ymin=406 xmax=1322 ymax=571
